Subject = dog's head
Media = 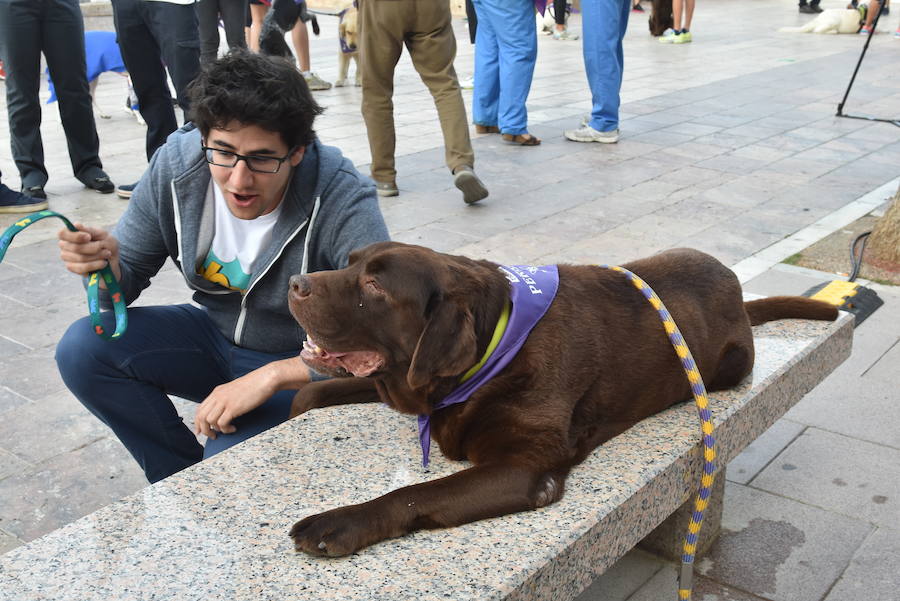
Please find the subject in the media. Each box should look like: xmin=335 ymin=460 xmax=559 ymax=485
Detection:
xmin=289 ymin=242 xmax=506 ymax=413
xmin=649 ymin=0 xmax=674 ymax=36
xmin=339 ymin=7 xmax=359 ymax=52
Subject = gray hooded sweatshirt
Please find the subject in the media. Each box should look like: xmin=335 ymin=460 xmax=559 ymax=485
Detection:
xmin=106 ymin=124 xmax=390 ymax=353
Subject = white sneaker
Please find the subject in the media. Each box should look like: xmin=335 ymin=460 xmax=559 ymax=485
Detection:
xmin=564 ymin=124 xmax=619 ymax=143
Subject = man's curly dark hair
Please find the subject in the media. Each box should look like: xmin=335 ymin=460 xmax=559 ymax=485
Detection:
xmin=187 ymin=50 xmax=324 ymax=149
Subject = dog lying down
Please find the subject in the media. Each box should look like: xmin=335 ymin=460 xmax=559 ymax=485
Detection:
xmin=287 ymin=242 xmax=837 ymax=556
xmin=779 ymin=6 xmax=866 ymax=33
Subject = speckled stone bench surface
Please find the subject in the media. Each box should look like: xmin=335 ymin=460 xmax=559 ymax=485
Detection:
xmin=0 ymin=313 xmax=853 ymax=601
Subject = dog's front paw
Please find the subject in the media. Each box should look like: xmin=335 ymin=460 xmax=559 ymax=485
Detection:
xmin=334 ymin=78 xmax=347 ymax=88
xmin=290 ymin=504 xmax=386 ymax=557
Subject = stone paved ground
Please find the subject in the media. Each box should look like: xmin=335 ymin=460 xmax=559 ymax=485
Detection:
xmin=1 ymin=0 xmax=899 ymax=599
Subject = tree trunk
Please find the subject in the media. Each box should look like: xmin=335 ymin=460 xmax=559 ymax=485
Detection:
xmin=868 ymin=183 xmax=900 ymax=269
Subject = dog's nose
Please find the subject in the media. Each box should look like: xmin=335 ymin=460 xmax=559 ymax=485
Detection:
xmin=290 ymin=274 xmax=312 ymax=298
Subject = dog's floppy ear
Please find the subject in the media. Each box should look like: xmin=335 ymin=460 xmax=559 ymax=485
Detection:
xmin=407 ymin=297 xmax=478 ymax=391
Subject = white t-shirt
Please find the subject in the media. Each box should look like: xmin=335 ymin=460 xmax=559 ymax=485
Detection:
xmin=199 ymin=182 xmax=282 ymax=293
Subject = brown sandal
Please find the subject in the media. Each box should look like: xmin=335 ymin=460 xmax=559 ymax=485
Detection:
xmin=475 ymin=124 xmax=500 ymax=134
xmin=501 ymin=133 xmax=541 ymax=146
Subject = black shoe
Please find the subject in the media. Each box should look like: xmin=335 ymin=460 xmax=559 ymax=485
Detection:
xmin=21 ymin=185 xmax=47 ymax=200
xmin=881 ymin=5 xmax=889 ymax=15
xmin=116 ymin=182 xmax=136 ymax=199
xmin=812 ymin=5 xmax=823 ymax=11
xmin=0 ymin=183 xmax=48 ymax=213
xmin=83 ymin=175 xmax=115 ymax=194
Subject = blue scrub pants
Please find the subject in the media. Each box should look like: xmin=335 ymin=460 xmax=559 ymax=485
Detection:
xmin=55 ymin=304 xmax=298 ymax=483
xmin=471 ymin=0 xmax=537 ymax=136
xmin=582 ymin=0 xmax=631 ymax=133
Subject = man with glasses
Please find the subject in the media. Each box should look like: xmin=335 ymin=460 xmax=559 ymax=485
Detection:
xmin=54 ymin=51 xmax=390 ymax=484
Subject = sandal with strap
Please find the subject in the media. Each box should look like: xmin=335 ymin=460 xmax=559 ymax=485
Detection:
xmin=501 ymin=133 xmax=541 ymax=146
xmin=475 ymin=124 xmax=500 ymax=134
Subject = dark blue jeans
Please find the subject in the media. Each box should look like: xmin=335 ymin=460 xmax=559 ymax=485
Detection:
xmin=56 ymin=304 xmax=297 ymax=483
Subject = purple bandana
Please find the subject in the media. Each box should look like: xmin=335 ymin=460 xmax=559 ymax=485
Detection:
xmin=417 ymin=265 xmax=560 ymax=466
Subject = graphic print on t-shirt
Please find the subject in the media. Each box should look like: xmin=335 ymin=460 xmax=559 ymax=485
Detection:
xmin=200 ymin=252 xmax=251 ymax=292
xmin=198 ymin=181 xmax=282 ymax=293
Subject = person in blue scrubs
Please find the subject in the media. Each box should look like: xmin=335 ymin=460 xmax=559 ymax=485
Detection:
xmin=471 ymin=0 xmax=541 ymax=146
xmin=564 ymin=0 xmax=631 ymax=144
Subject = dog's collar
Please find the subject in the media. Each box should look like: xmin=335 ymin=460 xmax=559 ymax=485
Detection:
xmin=458 ymin=299 xmax=510 ymax=384
xmin=417 ymin=265 xmax=560 ymax=467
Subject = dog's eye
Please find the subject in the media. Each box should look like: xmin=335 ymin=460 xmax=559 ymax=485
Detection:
xmin=365 ymin=279 xmax=384 ymax=295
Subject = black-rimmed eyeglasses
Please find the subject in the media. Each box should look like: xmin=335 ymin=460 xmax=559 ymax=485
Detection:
xmin=202 ymin=145 xmax=296 ymax=173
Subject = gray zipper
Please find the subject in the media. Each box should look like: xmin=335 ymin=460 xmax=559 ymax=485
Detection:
xmin=233 ymin=196 xmax=321 ymax=345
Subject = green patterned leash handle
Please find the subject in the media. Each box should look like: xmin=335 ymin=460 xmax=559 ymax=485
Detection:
xmin=0 ymin=210 xmax=127 ymax=340
xmin=602 ymin=265 xmax=716 ymax=601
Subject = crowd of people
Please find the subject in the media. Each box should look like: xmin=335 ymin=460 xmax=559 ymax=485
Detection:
xmin=0 ymin=0 xmax=648 ymax=215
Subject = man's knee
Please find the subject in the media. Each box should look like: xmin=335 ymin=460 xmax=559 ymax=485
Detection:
xmin=55 ymin=316 xmax=107 ymax=392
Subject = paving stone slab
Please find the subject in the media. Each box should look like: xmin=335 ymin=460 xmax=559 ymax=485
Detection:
xmin=0 ymin=386 xmax=29 ymax=415
xmin=0 ymin=438 xmax=146 ymax=541
xmin=752 ymin=428 xmax=900 ymax=528
xmin=0 ymin=531 xmax=22 ymax=555
xmin=629 ymin=565 xmax=772 ymax=601
xmin=0 ymin=448 xmax=30 ymax=481
xmin=727 ymin=419 xmax=805 ymax=486
xmin=0 ymin=345 xmax=65 ymax=402
xmin=823 ymin=526 xmax=900 ymax=601
xmin=696 ymin=482 xmax=871 ymax=601
xmin=574 ymin=549 xmax=664 ymax=601
xmin=0 ymin=389 xmax=111 ymax=465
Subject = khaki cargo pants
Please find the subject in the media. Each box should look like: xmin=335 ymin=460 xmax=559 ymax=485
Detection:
xmin=359 ymin=0 xmax=475 ymax=184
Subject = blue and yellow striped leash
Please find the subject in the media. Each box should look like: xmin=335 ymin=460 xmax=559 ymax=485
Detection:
xmin=0 ymin=210 xmax=128 ymax=340
xmin=602 ymin=265 xmax=716 ymax=601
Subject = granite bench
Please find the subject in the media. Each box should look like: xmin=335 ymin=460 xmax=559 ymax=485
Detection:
xmin=0 ymin=311 xmax=853 ymax=601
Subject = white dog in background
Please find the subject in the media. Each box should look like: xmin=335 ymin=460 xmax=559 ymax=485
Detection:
xmin=334 ymin=1 xmax=360 ymax=87
xmin=779 ymin=6 xmax=866 ymax=33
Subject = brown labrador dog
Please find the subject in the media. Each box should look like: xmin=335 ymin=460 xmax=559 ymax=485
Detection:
xmin=286 ymin=242 xmax=837 ymax=556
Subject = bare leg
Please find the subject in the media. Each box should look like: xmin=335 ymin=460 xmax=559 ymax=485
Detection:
xmin=291 ymin=21 xmax=311 ymax=72
xmin=864 ymin=0 xmax=881 ymax=30
xmin=249 ymin=3 xmax=268 ymax=52
xmin=683 ymin=0 xmax=695 ymax=30
xmin=673 ymin=0 xmax=683 ymax=29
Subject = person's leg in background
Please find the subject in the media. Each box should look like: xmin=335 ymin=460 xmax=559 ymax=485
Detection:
xmin=145 ymin=0 xmax=200 ymax=116
xmin=42 ymin=0 xmax=111 ymax=189
xmin=471 ymin=0 xmax=500 ymax=132
xmin=464 ymin=0 xmax=477 ymax=43
xmin=477 ymin=0 xmax=538 ymax=139
xmin=671 ymin=0 xmax=694 ymax=42
xmin=0 ymin=0 xmax=49 ymax=195
xmin=219 ymin=0 xmax=247 ymax=53
xmin=565 ymin=0 xmax=630 ymax=143
xmin=551 ymin=0 xmax=578 ymax=39
xmin=248 ymin=0 xmax=268 ymax=51
xmin=111 ymin=0 xmax=178 ymax=161
xmin=197 ymin=0 xmax=222 ymax=64
xmin=359 ymin=0 xmax=404 ymax=194
xmin=291 ymin=20 xmax=331 ymax=90
xmin=406 ymin=0 xmax=486 ymax=204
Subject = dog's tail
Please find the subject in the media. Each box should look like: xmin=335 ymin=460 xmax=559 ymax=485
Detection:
xmin=744 ymin=296 xmax=838 ymax=326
